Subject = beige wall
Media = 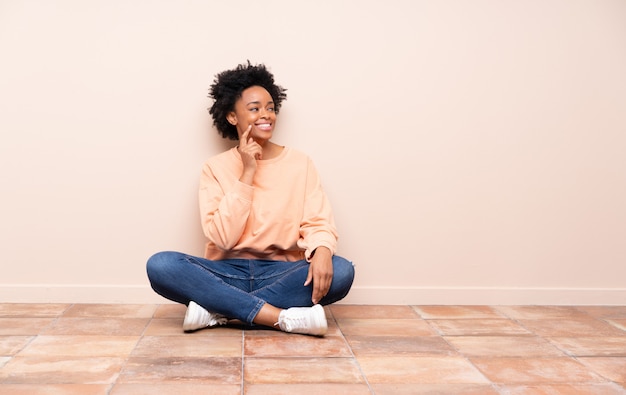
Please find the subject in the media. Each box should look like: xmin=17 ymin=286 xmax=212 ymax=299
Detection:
xmin=1 ymin=0 xmax=625 ymax=304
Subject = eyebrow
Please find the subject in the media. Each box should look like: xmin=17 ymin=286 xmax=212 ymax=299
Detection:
xmin=246 ymin=100 xmax=275 ymax=106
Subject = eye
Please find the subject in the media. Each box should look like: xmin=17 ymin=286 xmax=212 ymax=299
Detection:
xmin=249 ymin=107 xmax=259 ymax=112
xmin=267 ymin=107 xmax=275 ymax=112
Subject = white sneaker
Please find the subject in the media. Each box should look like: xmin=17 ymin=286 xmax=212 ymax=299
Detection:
xmin=183 ymin=301 xmax=228 ymax=332
xmin=277 ymin=304 xmax=327 ymax=336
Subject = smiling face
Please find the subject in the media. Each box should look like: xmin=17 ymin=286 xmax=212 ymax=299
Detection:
xmin=227 ymin=86 xmax=276 ymax=143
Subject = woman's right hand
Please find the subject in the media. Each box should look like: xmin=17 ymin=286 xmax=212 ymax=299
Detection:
xmin=238 ymin=125 xmax=262 ymax=185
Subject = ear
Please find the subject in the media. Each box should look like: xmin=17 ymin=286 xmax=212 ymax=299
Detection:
xmin=227 ymin=112 xmax=237 ymax=125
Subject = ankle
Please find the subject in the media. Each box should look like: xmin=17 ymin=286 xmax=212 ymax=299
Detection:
xmin=252 ymin=303 xmax=283 ymax=328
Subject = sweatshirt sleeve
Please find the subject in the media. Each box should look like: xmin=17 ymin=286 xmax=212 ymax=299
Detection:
xmin=199 ymin=162 xmax=253 ymax=250
xmin=297 ymin=157 xmax=338 ymax=261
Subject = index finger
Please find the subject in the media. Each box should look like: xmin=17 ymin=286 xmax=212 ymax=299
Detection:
xmin=312 ymin=282 xmax=323 ymax=304
xmin=240 ymin=124 xmax=252 ymax=144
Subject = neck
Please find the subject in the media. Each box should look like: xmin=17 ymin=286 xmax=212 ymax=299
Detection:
xmin=259 ymin=141 xmax=283 ymax=160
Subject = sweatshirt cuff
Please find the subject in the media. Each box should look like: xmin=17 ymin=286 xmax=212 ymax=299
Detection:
xmin=305 ymin=241 xmax=336 ymax=262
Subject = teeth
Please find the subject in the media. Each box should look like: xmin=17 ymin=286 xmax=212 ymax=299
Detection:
xmin=257 ymin=123 xmax=271 ymax=128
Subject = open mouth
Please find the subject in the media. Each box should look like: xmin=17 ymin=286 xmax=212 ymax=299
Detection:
xmin=255 ymin=123 xmax=272 ymax=131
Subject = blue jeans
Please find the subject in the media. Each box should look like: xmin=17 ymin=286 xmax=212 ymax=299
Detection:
xmin=146 ymin=251 xmax=355 ymax=324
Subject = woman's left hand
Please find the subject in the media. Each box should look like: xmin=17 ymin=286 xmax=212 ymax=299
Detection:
xmin=304 ymin=247 xmax=333 ymax=304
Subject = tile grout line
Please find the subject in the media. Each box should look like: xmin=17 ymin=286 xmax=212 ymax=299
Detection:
xmin=553 ymin=311 xmax=626 ymax=389
xmin=14 ymin=303 xmax=76 ymax=371
xmin=470 ymin=306 xmax=624 ymax=389
xmin=331 ymin=312 xmax=376 ymax=394
xmin=240 ymin=329 xmax=245 ymax=395
xmin=106 ymin=304 xmax=156 ymax=394
xmin=40 ymin=303 xmax=74 ymax=335
xmin=325 ymin=307 xmax=375 ymax=392
xmin=415 ymin=306 xmax=500 ymax=393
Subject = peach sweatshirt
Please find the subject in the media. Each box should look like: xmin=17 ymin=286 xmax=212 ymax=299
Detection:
xmin=199 ymin=147 xmax=338 ymax=262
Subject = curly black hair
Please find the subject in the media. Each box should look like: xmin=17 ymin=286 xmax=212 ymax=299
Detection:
xmin=208 ymin=61 xmax=287 ymax=140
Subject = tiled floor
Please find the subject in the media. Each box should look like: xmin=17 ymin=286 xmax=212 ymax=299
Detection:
xmin=1 ymin=304 xmax=625 ymax=394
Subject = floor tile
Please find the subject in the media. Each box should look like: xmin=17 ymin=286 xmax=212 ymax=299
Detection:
xmin=576 ymin=306 xmax=626 ymax=319
xmin=245 ymin=383 xmax=372 ymax=394
xmin=346 ymin=335 xmax=456 ymax=357
xmin=495 ymin=306 xmax=592 ymax=320
xmin=356 ymin=356 xmax=489 ymax=384
xmin=414 ymin=305 xmax=505 ymax=319
xmin=548 ymin=337 xmax=626 ymax=357
xmin=140 ymin=318 xmax=183 ymax=335
xmin=117 ymin=357 xmax=241 ymax=384
xmin=244 ymin=333 xmax=351 ymax=357
xmin=18 ymin=335 xmax=139 ymax=357
xmin=607 ymin=318 xmax=626 ymax=332
xmin=0 ymin=318 xmax=56 ymax=335
xmin=470 ymin=357 xmax=604 ymax=384
xmin=0 ymin=356 xmax=11 ymax=368
xmin=372 ymin=383 xmax=500 ymax=394
xmin=428 ymin=319 xmax=531 ymax=336
xmin=0 ymin=336 xmax=33 ymax=355
xmin=0 ymin=304 xmax=70 ymax=317
xmin=445 ymin=336 xmax=565 ymax=357
xmin=63 ymin=304 xmax=157 ymax=318
xmin=322 ymin=305 xmax=334 ymax=318
xmin=336 ymin=318 xmax=436 ymax=336
xmin=244 ymin=357 xmax=364 ymax=384
xmin=577 ymin=357 xmax=626 ymax=383
xmin=0 ymin=356 xmax=125 ymax=384
xmin=498 ymin=383 xmax=626 ymax=394
xmin=329 ymin=305 xmax=418 ymax=319
xmin=110 ymin=383 xmax=241 ymax=394
xmin=0 ymin=384 xmax=110 ymax=395
xmin=143 ymin=318 xmax=242 ymax=336
xmin=41 ymin=317 xmax=150 ymax=336
xmin=132 ymin=335 xmax=241 ymax=358
xmin=518 ymin=317 xmax=626 ymax=337
xmin=1 ymin=303 xmax=625 ymax=392
xmin=241 ymin=326 xmax=284 ymax=336
xmin=326 ymin=318 xmax=344 ymax=336
xmin=152 ymin=303 xmax=186 ymax=318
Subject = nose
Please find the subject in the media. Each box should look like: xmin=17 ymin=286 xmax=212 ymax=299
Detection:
xmin=259 ymin=107 xmax=269 ymax=119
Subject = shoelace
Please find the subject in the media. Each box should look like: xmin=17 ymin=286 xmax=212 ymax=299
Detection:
xmin=281 ymin=313 xmax=307 ymax=331
xmin=208 ymin=313 xmax=228 ymax=326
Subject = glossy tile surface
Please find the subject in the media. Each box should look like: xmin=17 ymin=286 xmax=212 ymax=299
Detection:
xmin=0 ymin=303 xmax=624 ymax=393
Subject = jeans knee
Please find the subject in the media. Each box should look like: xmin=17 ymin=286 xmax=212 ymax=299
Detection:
xmin=146 ymin=251 xmax=180 ymax=281
xmin=332 ymin=256 xmax=355 ymax=289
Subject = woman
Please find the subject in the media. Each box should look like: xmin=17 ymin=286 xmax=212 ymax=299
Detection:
xmin=147 ymin=62 xmax=354 ymax=336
